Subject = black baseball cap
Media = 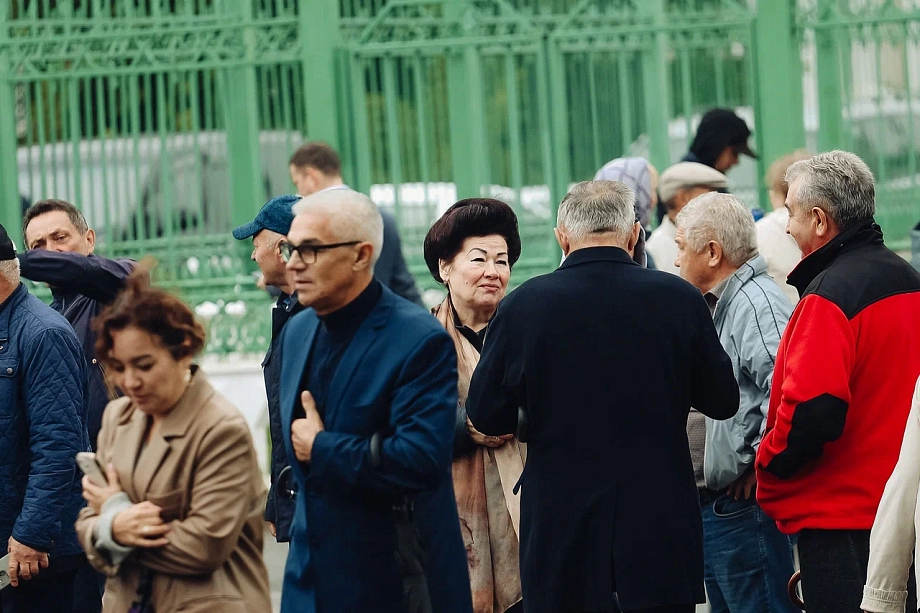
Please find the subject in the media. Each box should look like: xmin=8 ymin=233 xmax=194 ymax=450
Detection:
xmin=0 ymin=223 xmax=15 ymax=261
xmin=690 ymin=108 xmax=758 ymax=165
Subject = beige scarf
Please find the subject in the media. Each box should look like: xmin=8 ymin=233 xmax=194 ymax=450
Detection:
xmin=434 ymin=298 xmax=526 ymax=613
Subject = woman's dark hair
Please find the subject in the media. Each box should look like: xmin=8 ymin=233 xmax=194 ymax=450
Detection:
xmin=423 ymin=198 xmax=522 ymax=283
xmin=94 ymin=266 xmax=206 ymax=361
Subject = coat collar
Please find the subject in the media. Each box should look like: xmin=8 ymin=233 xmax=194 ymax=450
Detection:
xmin=559 ymin=246 xmax=638 ymax=270
xmin=114 ymin=368 xmax=215 ymax=499
xmin=0 ymin=283 xmax=28 ymax=342
xmin=787 ymin=217 xmax=883 ymax=296
xmin=711 ymin=254 xmax=769 ymax=322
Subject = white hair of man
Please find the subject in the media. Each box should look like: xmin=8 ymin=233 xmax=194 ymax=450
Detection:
xmin=784 ymin=150 xmax=875 ymax=228
xmin=676 ymin=192 xmax=758 ymax=268
xmin=557 ymin=180 xmax=636 ymax=243
xmin=292 ymin=189 xmax=384 ymax=265
xmin=0 ymin=258 xmax=20 ymax=286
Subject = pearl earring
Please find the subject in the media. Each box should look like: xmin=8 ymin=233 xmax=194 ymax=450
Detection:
xmin=183 ymin=369 xmax=192 ymax=384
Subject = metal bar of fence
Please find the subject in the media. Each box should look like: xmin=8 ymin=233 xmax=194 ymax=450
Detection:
xmin=383 ymin=55 xmax=404 ymax=220
xmin=873 ymin=27 xmax=888 ymax=185
xmin=617 ymin=51 xmax=633 ymax=155
xmin=505 ymin=51 xmax=524 ymax=197
xmin=586 ymin=51 xmax=601 ymax=173
xmin=412 ymin=54 xmax=432 ymax=212
xmin=904 ymin=26 xmax=917 ymax=183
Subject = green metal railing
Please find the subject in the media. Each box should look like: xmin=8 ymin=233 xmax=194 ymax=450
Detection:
xmin=1 ymin=0 xmax=918 ymax=355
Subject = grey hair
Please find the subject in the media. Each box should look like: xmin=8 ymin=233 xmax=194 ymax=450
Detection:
xmin=676 ymin=192 xmax=758 ymax=267
xmin=292 ymin=189 xmax=384 ymax=265
xmin=784 ymin=150 xmax=875 ymax=227
xmin=0 ymin=258 xmax=20 ymax=286
xmin=557 ymin=180 xmax=636 ymax=242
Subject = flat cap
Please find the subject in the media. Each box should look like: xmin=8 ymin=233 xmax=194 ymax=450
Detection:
xmin=232 ymin=194 xmax=301 ymax=240
xmin=659 ymin=162 xmax=728 ymax=204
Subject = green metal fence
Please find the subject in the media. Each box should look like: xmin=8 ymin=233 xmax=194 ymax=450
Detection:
xmin=1 ymin=0 xmax=918 ymax=355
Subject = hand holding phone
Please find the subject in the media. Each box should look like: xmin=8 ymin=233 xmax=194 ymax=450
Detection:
xmin=76 ymin=452 xmax=108 ymax=487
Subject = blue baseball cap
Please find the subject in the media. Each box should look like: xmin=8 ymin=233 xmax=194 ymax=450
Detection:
xmin=232 ymin=194 xmax=301 ymax=240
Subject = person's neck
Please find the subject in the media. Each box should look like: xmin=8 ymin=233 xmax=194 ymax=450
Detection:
xmin=451 ymin=295 xmax=493 ymax=332
xmin=316 ymin=275 xmax=373 ymax=317
xmin=566 ymin=237 xmax=630 ymax=257
xmin=700 ymin=264 xmax=740 ymax=295
xmin=666 ymin=210 xmax=678 ymax=224
xmin=315 ymin=176 xmax=345 ymax=192
xmin=279 ymin=282 xmax=294 ymax=296
xmin=0 ymin=281 xmax=16 ymax=306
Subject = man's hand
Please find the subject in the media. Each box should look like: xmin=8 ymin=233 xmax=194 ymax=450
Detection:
xmin=7 ymin=537 xmax=49 ymax=586
xmin=466 ymin=419 xmax=514 ymax=448
xmin=267 ymin=522 xmax=277 ymax=538
xmin=82 ymin=464 xmax=123 ymax=514
xmin=111 ymin=501 xmax=171 ymax=549
xmin=292 ymin=391 xmax=325 ymax=463
xmin=727 ymin=469 xmax=757 ymax=500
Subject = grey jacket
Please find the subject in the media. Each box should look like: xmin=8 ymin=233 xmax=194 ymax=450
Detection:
xmin=704 ymin=254 xmax=792 ymax=490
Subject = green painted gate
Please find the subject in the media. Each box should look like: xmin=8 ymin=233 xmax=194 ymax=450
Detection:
xmin=1 ymin=0 xmax=919 ymax=355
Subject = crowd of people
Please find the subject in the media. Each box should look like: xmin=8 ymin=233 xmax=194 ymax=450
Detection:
xmin=1 ymin=109 xmax=920 ymax=613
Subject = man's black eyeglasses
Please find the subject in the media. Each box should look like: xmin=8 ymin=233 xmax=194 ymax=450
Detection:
xmin=279 ymin=240 xmax=361 ymax=264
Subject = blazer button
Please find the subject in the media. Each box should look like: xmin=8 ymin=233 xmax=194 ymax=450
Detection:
xmin=92 ymin=359 xmax=98 ymax=364
xmin=5 ymin=368 xmax=11 ymax=374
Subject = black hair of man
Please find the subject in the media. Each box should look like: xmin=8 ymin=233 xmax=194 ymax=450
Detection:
xmin=289 ymin=142 xmax=342 ymax=177
xmin=23 ymin=199 xmax=89 ymax=241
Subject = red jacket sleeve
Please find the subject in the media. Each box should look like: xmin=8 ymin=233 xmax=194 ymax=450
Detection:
xmin=757 ymin=294 xmax=856 ymax=479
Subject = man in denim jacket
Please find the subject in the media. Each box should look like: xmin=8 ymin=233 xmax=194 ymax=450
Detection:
xmin=0 ymin=223 xmax=89 ymax=613
xmin=675 ymin=193 xmax=797 ymax=613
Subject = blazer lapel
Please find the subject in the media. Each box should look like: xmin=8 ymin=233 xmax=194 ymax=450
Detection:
xmin=324 ymin=291 xmax=393 ymax=422
xmin=111 ymin=407 xmax=147 ymax=503
xmin=281 ymin=314 xmax=319 ymax=468
xmin=133 ymin=372 xmax=213 ymax=498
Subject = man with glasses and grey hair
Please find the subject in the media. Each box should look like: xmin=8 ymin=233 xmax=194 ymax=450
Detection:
xmin=674 ymin=193 xmax=796 ymax=613
xmin=751 ymin=151 xmax=920 ymax=613
xmin=275 ymin=188 xmax=471 ymax=613
xmin=467 ymin=181 xmax=739 ymax=613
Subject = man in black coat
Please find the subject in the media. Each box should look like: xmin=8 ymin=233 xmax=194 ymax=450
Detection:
xmin=467 ymin=180 xmax=740 ymax=613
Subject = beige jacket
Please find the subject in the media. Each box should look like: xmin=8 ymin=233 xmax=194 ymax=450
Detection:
xmin=646 ymin=216 xmax=679 ymax=275
xmin=755 ymin=209 xmax=801 ymax=305
xmin=861 ymin=377 xmax=920 ymax=613
xmin=75 ymin=370 xmax=271 ymax=613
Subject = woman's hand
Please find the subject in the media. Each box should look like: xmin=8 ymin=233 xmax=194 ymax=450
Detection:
xmin=82 ymin=464 xmax=124 ymax=514
xmin=111 ymin=501 xmax=172 ymax=549
xmin=467 ymin=419 xmax=514 ymax=448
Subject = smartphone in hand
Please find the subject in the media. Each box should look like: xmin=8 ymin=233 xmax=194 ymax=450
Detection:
xmin=76 ymin=452 xmax=108 ymax=487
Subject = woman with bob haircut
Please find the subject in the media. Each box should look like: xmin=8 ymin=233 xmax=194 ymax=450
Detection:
xmin=75 ymin=271 xmax=270 ymax=613
xmin=423 ymin=198 xmax=526 ymax=613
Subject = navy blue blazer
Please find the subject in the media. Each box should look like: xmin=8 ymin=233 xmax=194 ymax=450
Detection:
xmin=278 ymin=285 xmax=473 ymax=613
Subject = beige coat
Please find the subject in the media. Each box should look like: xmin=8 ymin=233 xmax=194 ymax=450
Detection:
xmin=75 ymin=370 xmax=271 ymax=613
xmin=861 ymin=377 xmax=920 ymax=613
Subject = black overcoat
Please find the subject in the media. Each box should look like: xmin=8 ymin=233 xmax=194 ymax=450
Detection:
xmin=467 ymin=246 xmax=739 ymax=613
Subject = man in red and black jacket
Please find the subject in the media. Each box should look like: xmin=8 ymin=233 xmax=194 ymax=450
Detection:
xmin=755 ymin=151 xmax=920 ymax=613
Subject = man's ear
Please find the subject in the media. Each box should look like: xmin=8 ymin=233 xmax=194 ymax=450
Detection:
xmin=554 ymin=227 xmax=570 ymax=257
xmin=814 ymin=207 xmax=833 ymax=238
xmin=627 ymin=221 xmax=641 ymax=254
xmin=84 ymin=228 xmax=96 ymax=254
xmin=353 ymin=242 xmax=375 ymax=271
xmin=707 ymin=240 xmax=723 ymax=267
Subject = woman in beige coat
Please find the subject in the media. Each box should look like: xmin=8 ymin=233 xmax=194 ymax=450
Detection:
xmin=76 ymin=273 xmax=270 ymax=613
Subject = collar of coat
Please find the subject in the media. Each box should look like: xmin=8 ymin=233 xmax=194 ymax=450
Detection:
xmin=558 ymin=245 xmax=637 ymax=270
xmin=787 ymin=217 xmax=883 ymax=297
xmin=710 ymin=254 xmax=770 ymax=322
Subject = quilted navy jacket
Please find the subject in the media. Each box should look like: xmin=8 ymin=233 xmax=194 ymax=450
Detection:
xmin=0 ymin=283 xmax=89 ymax=559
